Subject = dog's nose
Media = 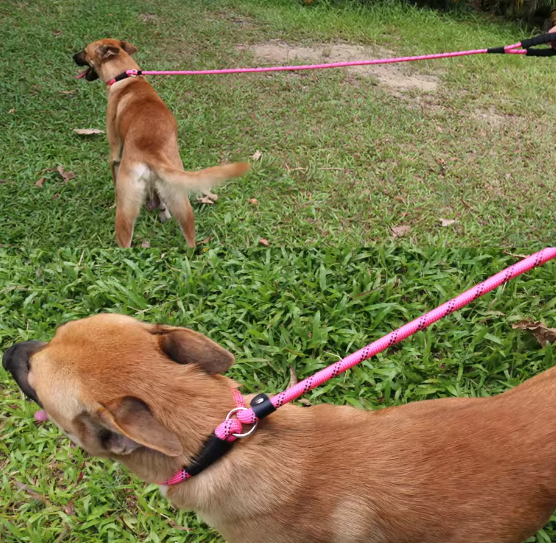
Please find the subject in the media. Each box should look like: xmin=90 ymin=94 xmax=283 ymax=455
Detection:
xmin=3 ymin=340 xmax=47 ymax=406
xmin=73 ymin=51 xmax=88 ymax=66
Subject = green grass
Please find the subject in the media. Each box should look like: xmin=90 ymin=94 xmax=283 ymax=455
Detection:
xmin=1 ymin=0 xmax=555 ymax=247
xmin=1 ymin=247 xmax=556 ymax=541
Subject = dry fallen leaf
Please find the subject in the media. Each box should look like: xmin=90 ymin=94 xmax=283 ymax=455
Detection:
xmin=56 ymin=165 xmax=76 ymax=183
xmin=512 ymin=320 xmax=556 ymax=348
xmin=52 ymin=193 xmax=59 ymax=200
xmin=14 ymin=482 xmax=48 ymax=503
xmin=439 ymin=218 xmax=457 ymax=227
xmin=141 ymin=241 xmax=151 ymax=248
xmin=248 ymin=198 xmax=259 ymax=206
xmin=59 ymin=90 xmax=77 ymax=95
xmin=9 ymin=108 xmax=15 ymax=114
xmin=251 ymin=150 xmax=262 ymax=161
xmin=391 ymin=225 xmax=411 ymax=238
xmin=200 ymin=236 xmax=211 ymax=244
xmin=299 ymin=398 xmax=312 ymax=407
xmin=65 ymin=499 xmax=75 ymax=516
xmin=73 ymin=128 xmax=104 ymax=135
xmin=288 ymin=366 xmax=298 ymax=388
xmin=36 ymin=178 xmax=45 ymax=188
xmin=197 ymin=196 xmax=215 ymax=205
xmin=259 ymin=237 xmax=270 ymax=247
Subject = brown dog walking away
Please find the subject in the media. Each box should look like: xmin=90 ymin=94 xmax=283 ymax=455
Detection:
xmin=73 ymin=39 xmax=249 ymax=247
xmin=5 ymin=313 xmax=556 ymax=543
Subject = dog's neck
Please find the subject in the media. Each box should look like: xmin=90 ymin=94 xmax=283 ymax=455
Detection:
xmin=114 ymin=370 xmax=240 ymax=486
xmin=101 ymin=58 xmax=141 ymax=87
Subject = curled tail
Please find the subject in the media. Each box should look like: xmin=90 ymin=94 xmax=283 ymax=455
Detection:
xmin=154 ymin=162 xmax=250 ymax=194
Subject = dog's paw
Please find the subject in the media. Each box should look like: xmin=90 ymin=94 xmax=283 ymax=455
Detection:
xmin=197 ymin=196 xmax=216 ymax=205
xmin=159 ymin=209 xmax=171 ymax=223
xmin=202 ymin=190 xmax=218 ymax=202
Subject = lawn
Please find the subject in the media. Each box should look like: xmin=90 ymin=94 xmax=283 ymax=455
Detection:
xmin=1 ymin=247 xmax=556 ymax=542
xmin=1 ymin=0 xmax=555 ymax=247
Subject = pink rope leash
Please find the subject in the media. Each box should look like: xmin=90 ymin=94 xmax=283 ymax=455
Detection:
xmin=236 ymin=248 xmax=556 ymax=425
xmin=116 ymin=34 xmax=556 ymax=84
xmin=164 ymin=248 xmax=556 ymax=485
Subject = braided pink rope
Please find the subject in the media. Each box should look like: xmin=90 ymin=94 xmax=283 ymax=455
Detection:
xmin=237 ymin=248 xmax=556 ymax=424
xmin=127 ymin=44 xmax=526 ymax=79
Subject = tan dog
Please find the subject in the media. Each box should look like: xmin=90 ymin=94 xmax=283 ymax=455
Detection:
xmin=73 ymin=39 xmax=249 ymax=247
xmin=4 ymin=313 xmax=556 ymax=543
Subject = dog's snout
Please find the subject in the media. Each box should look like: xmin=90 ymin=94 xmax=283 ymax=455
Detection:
xmin=3 ymin=340 xmax=47 ymax=406
xmin=73 ymin=51 xmax=88 ymax=66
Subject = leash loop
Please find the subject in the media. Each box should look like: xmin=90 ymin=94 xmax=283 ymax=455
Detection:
xmin=225 ymin=407 xmax=259 ymax=438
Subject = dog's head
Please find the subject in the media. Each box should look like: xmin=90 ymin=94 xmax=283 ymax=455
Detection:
xmin=3 ymin=314 xmax=235 ymax=471
xmin=73 ymin=39 xmax=138 ymax=82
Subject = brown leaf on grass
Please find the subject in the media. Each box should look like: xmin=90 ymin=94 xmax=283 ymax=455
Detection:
xmin=0 ymin=179 xmax=7 ymax=184
xmin=57 ymin=165 xmax=76 ymax=182
xmin=288 ymin=365 xmax=298 ymax=388
xmin=391 ymin=225 xmax=411 ymax=238
xmin=199 ymin=236 xmax=211 ymax=244
xmin=36 ymin=177 xmax=45 ymax=187
xmin=439 ymin=218 xmax=457 ymax=227
xmin=59 ymin=90 xmax=76 ymax=95
xmin=512 ymin=320 xmax=556 ymax=348
xmin=259 ymin=237 xmax=270 ymax=247
xmin=14 ymin=482 xmax=48 ymax=503
xmin=299 ymin=398 xmax=312 ymax=407
xmin=197 ymin=196 xmax=215 ymax=205
xmin=168 ymin=519 xmax=192 ymax=531
xmin=73 ymin=128 xmax=104 ymax=135
xmin=141 ymin=241 xmax=151 ymax=248
xmin=65 ymin=499 xmax=75 ymax=516
xmin=248 ymin=198 xmax=259 ymax=206
xmin=251 ymin=150 xmax=262 ymax=161
xmin=52 ymin=193 xmax=59 ymax=200
xmin=9 ymin=108 xmax=15 ymax=114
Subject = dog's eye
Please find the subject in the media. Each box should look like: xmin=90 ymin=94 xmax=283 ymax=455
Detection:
xmin=97 ymin=428 xmax=114 ymax=447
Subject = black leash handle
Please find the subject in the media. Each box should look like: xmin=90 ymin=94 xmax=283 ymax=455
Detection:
xmin=521 ymin=32 xmax=556 ymax=49
xmin=526 ymin=48 xmax=556 ymax=57
xmin=488 ymin=33 xmax=556 ymax=57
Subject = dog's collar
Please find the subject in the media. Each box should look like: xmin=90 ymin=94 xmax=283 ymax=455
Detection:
xmin=107 ymin=69 xmax=142 ymax=86
xmin=161 ymin=390 xmax=276 ymax=486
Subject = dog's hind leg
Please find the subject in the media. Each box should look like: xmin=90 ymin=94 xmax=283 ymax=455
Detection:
xmin=157 ymin=188 xmax=196 ymax=247
xmin=114 ymin=163 xmax=147 ymax=248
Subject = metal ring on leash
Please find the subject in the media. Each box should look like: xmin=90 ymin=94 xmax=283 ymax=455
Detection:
xmin=226 ymin=407 xmax=258 ymax=438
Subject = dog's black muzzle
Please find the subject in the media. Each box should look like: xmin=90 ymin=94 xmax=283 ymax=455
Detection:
xmin=3 ymin=340 xmax=47 ymax=406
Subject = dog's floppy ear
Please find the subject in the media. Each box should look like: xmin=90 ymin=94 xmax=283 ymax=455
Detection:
xmin=99 ymin=396 xmax=183 ymax=457
xmin=98 ymin=44 xmax=120 ymax=62
xmin=120 ymin=41 xmax=137 ymax=55
xmin=152 ymin=326 xmax=234 ymax=374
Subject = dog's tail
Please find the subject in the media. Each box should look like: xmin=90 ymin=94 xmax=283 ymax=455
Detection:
xmin=154 ymin=161 xmax=250 ymax=194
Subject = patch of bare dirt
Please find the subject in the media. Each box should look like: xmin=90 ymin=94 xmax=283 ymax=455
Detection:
xmin=473 ymin=107 xmax=510 ymax=128
xmin=239 ymin=42 xmax=439 ymax=93
xmin=140 ymin=13 xmax=158 ymax=22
